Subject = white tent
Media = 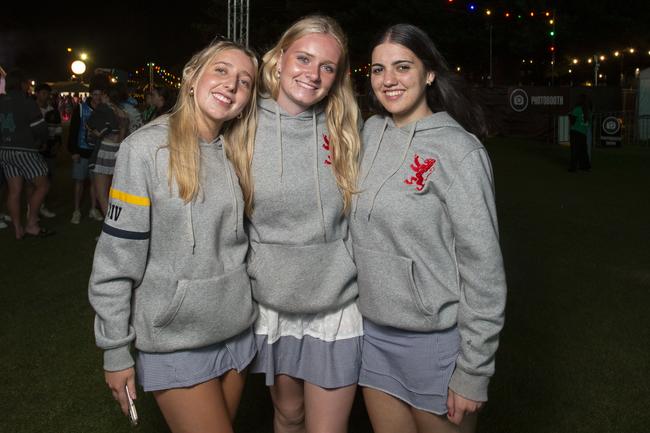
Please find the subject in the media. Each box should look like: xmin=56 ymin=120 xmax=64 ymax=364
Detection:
xmin=637 ymin=68 xmax=650 ymax=141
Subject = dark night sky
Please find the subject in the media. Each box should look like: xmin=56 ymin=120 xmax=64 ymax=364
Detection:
xmin=2 ymin=0 xmax=650 ymax=85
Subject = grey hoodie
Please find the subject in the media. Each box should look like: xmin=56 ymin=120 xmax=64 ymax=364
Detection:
xmin=351 ymin=113 xmax=506 ymax=402
xmin=247 ymin=98 xmax=357 ymax=314
xmin=89 ymin=117 xmax=257 ymax=372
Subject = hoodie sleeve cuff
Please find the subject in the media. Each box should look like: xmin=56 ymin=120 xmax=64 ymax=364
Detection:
xmin=449 ymin=368 xmax=490 ymax=402
xmin=103 ymin=346 xmax=135 ymax=372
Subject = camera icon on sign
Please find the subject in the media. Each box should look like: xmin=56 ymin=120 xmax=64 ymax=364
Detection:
xmin=510 ymin=89 xmax=529 ymax=112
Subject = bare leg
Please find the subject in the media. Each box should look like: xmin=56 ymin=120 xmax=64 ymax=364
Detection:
xmin=25 ymin=175 xmax=50 ymax=234
xmin=94 ymin=174 xmax=111 ymax=216
xmin=219 ymin=368 xmax=247 ymax=422
xmin=412 ymin=407 xmax=477 ymax=433
xmin=154 ymin=378 xmax=234 ymax=433
xmin=269 ymin=375 xmax=306 ymax=433
xmin=89 ymin=176 xmax=99 ymax=212
xmin=6 ymin=176 xmax=24 ymax=239
xmin=362 ymin=387 xmax=417 ymax=433
xmin=304 ymin=382 xmax=356 ymax=433
xmin=73 ymin=180 xmax=84 ymax=211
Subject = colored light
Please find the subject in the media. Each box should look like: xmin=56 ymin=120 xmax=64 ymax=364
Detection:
xmin=545 ymin=11 xmax=550 ymax=17
xmin=66 ymin=47 xmax=72 ymax=52
xmin=550 ymin=31 xmax=555 ymax=36
xmin=569 ymin=69 xmax=572 ymax=73
xmin=550 ymin=46 xmax=555 ymax=52
xmin=614 ymin=51 xmax=620 ymax=57
xmin=485 ymin=9 xmax=491 ymax=16
xmin=572 ymin=59 xmax=579 ymax=64
xmin=80 ymin=53 xmax=88 ymax=61
xmin=530 ymin=11 xmax=535 ymax=17
xmin=468 ymin=3 xmax=477 ymax=12
xmin=588 ymin=58 xmax=593 ymax=64
xmin=629 ymin=48 xmax=635 ymax=54
xmin=600 ymin=55 xmax=605 ymax=61
xmin=549 ymin=19 xmax=554 ymax=24
xmin=505 ymin=12 xmax=510 ymax=17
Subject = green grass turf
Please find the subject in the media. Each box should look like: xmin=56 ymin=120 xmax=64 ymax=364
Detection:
xmin=1 ymin=138 xmax=648 ymax=432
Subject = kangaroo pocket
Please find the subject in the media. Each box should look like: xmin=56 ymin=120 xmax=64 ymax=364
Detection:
xmin=354 ymin=244 xmax=436 ymax=331
xmin=248 ymin=239 xmax=358 ymax=314
xmin=152 ymin=265 xmax=256 ymax=350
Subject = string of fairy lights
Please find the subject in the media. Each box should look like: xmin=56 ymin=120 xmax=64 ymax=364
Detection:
xmin=133 ymin=64 xmax=182 ymax=88
xmin=352 ymin=2 xmax=650 ymax=81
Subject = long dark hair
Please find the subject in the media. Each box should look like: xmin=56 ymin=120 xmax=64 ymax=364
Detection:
xmin=368 ymin=24 xmax=488 ymax=138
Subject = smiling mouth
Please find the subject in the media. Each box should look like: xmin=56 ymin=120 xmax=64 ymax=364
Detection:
xmin=213 ymin=92 xmax=232 ymax=104
xmin=296 ymin=80 xmax=319 ymax=91
xmin=384 ymin=90 xmax=405 ymax=97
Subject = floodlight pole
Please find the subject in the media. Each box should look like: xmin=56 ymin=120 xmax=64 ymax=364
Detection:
xmin=228 ymin=0 xmax=250 ymax=47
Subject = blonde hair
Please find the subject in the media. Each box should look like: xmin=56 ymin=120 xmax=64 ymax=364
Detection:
xmin=167 ymin=40 xmax=258 ymax=215
xmin=259 ymin=15 xmax=360 ymax=212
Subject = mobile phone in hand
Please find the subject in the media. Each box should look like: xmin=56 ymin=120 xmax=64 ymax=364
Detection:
xmin=125 ymin=386 xmax=139 ymax=426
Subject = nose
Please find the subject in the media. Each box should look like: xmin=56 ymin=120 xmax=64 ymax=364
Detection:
xmin=223 ymin=76 xmax=237 ymax=92
xmin=383 ymin=69 xmax=397 ymax=86
xmin=305 ymin=63 xmax=321 ymax=82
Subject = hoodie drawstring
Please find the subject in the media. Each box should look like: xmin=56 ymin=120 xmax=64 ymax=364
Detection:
xmin=312 ymin=110 xmax=327 ymax=242
xmin=187 ymin=203 xmax=196 ymax=254
xmin=366 ymin=121 xmax=417 ymax=221
xmin=275 ymin=105 xmax=284 ymax=180
xmin=354 ymin=117 xmax=388 ymax=220
xmin=221 ymin=139 xmax=240 ymax=240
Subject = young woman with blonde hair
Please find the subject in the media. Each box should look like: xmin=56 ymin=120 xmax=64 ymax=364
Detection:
xmin=89 ymin=39 xmax=259 ymax=433
xmin=247 ymin=15 xmax=362 ymax=433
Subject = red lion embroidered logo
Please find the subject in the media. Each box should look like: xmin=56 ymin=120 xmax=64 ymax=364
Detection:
xmin=404 ymin=154 xmax=436 ymax=191
xmin=322 ymin=134 xmax=332 ymax=165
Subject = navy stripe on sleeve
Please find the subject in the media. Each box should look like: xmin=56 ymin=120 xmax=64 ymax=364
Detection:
xmin=102 ymin=223 xmax=151 ymax=240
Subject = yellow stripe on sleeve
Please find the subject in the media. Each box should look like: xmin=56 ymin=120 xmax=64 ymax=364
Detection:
xmin=109 ymin=188 xmax=151 ymax=207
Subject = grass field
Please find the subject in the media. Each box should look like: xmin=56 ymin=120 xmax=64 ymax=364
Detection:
xmin=1 ymin=137 xmax=649 ymax=433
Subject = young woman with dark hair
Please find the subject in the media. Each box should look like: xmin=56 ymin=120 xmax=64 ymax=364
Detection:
xmin=351 ymin=23 xmax=506 ymax=432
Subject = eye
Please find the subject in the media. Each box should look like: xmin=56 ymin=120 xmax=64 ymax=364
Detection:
xmin=321 ymin=64 xmax=336 ymax=74
xmin=371 ymin=66 xmax=383 ymax=74
xmin=215 ymin=66 xmax=227 ymax=74
xmin=297 ymin=55 xmax=310 ymax=64
xmin=397 ymin=64 xmax=411 ymax=72
xmin=239 ymin=78 xmax=251 ymax=89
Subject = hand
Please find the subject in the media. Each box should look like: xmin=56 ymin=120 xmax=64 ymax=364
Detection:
xmin=71 ymin=154 xmax=80 ymax=162
xmin=446 ymin=388 xmax=484 ymax=426
xmin=104 ymin=368 xmax=136 ymax=416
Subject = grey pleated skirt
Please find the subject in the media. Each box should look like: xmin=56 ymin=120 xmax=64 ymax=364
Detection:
xmin=136 ymin=327 xmax=257 ymax=392
xmin=359 ymin=319 xmax=460 ymax=415
xmin=252 ymin=333 xmax=362 ymax=389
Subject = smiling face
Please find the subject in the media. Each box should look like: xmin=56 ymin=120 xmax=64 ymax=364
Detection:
xmin=194 ymin=48 xmax=256 ymax=139
xmin=276 ymin=32 xmax=342 ymax=115
xmin=371 ymin=42 xmax=434 ymax=127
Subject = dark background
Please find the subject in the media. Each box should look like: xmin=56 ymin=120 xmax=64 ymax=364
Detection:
xmin=2 ymin=0 xmax=650 ymax=87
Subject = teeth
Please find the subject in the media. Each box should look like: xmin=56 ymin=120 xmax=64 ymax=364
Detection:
xmin=385 ymin=90 xmax=403 ymax=97
xmin=214 ymin=93 xmax=232 ymax=104
xmin=297 ymin=81 xmax=317 ymax=90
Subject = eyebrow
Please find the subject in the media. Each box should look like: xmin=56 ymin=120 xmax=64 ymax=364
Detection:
xmin=213 ymin=61 xmax=253 ymax=78
xmin=371 ymin=59 xmax=415 ymax=67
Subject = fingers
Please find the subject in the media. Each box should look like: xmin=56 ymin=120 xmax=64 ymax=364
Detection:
xmin=126 ymin=376 xmax=137 ymax=401
xmin=447 ymin=389 xmax=484 ymax=426
xmin=105 ymin=368 xmax=135 ymax=417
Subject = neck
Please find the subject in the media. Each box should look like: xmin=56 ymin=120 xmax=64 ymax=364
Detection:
xmin=197 ymin=117 xmax=223 ymax=143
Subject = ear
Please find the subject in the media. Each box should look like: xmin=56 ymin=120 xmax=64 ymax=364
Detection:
xmin=426 ymin=71 xmax=435 ymax=85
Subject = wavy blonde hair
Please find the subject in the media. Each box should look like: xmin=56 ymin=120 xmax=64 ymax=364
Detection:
xmin=259 ymin=15 xmax=360 ymax=212
xmin=167 ymin=40 xmax=258 ymax=215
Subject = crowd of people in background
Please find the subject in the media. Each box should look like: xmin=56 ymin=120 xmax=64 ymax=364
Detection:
xmin=0 ymin=67 xmax=178 ymax=238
